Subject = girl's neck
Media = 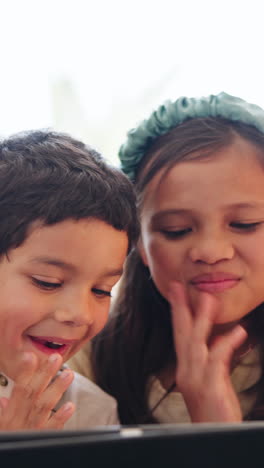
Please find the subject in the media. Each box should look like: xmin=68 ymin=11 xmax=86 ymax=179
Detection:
xmin=156 ymin=363 xmax=176 ymax=392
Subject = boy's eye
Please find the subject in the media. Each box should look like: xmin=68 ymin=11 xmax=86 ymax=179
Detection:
xmin=161 ymin=228 xmax=192 ymax=239
xmin=92 ymin=288 xmax=112 ymax=298
xmin=32 ymin=278 xmax=62 ymax=290
xmin=230 ymin=222 xmax=262 ymax=230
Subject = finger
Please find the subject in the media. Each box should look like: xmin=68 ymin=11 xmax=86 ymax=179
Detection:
xmin=210 ymin=324 xmax=248 ymax=368
xmin=15 ymin=352 xmax=38 ymax=382
xmin=8 ymin=353 xmax=63 ymax=425
xmin=26 ymin=353 xmax=63 ymax=397
xmin=28 ymin=369 xmax=74 ymax=427
xmin=177 ymin=294 xmax=219 ymax=381
xmin=46 ymin=402 xmax=75 ymax=430
xmin=192 ymin=293 xmax=219 ymax=345
xmin=0 ymin=397 xmax=9 ymax=418
xmin=168 ymin=281 xmax=193 ymax=354
xmin=5 ymin=352 xmax=38 ymax=415
xmin=0 ymin=353 xmax=39 ymax=426
xmin=0 ymin=397 xmax=9 ymax=410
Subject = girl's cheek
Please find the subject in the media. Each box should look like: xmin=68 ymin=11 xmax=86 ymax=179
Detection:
xmin=149 ymin=241 xmax=177 ymax=272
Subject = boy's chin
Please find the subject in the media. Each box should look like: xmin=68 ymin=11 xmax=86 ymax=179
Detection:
xmin=1 ymin=358 xmax=19 ymax=381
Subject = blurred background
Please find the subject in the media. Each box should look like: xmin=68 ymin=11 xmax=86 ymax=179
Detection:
xmin=1 ymin=0 xmax=264 ymax=166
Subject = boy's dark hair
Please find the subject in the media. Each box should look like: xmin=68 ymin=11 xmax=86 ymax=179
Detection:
xmin=0 ymin=130 xmax=139 ymax=254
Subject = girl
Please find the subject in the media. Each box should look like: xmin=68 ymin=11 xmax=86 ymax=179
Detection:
xmin=71 ymin=92 xmax=264 ymax=424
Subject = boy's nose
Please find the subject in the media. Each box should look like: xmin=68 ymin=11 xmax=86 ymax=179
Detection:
xmin=189 ymin=234 xmax=234 ymax=264
xmin=54 ymin=296 xmax=94 ymax=327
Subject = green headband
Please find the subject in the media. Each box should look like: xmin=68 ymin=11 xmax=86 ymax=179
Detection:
xmin=119 ymin=92 xmax=264 ymax=181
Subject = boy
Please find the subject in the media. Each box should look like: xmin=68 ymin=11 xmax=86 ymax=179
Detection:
xmin=0 ymin=130 xmax=138 ymax=430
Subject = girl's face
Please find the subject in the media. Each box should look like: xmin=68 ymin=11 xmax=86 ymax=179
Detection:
xmin=0 ymin=218 xmax=128 ymax=379
xmin=140 ymin=137 xmax=264 ymax=324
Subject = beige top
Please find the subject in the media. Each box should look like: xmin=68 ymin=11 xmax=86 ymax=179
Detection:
xmin=148 ymin=346 xmax=262 ymax=423
xmin=0 ymin=368 xmax=119 ymax=430
xmin=69 ymin=343 xmax=262 ymax=423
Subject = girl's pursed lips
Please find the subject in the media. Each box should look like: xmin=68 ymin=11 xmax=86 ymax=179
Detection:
xmin=189 ymin=272 xmax=241 ymax=293
xmin=190 ymin=272 xmax=241 ymax=283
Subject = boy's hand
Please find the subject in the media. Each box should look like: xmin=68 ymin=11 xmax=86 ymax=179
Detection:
xmin=168 ymin=281 xmax=247 ymax=423
xmin=0 ymin=352 xmax=75 ymax=430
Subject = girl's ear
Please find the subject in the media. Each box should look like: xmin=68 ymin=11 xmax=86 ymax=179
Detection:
xmin=137 ymin=237 xmax=149 ymax=267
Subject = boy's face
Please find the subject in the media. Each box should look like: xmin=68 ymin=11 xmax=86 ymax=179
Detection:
xmin=0 ymin=218 xmax=128 ymax=379
xmin=140 ymin=137 xmax=264 ymax=325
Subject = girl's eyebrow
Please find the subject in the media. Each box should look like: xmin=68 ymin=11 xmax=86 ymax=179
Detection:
xmin=151 ymin=209 xmax=191 ymax=225
xmin=28 ymin=256 xmax=123 ymax=277
xmin=224 ymin=202 xmax=264 ymax=210
xmin=151 ymin=203 xmax=264 ymax=227
xmin=152 ymin=203 xmax=264 ymax=221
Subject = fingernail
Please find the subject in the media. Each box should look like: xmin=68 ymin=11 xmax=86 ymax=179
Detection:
xmin=49 ymin=353 xmax=61 ymax=363
xmin=63 ymin=402 xmax=74 ymax=412
xmin=0 ymin=397 xmax=9 ymax=409
xmin=22 ymin=352 xmax=35 ymax=362
xmin=60 ymin=370 xmax=72 ymax=380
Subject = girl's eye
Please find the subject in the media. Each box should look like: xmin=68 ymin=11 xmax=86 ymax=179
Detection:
xmin=161 ymin=228 xmax=192 ymax=239
xmin=230 ymin=222 xmax=262 ymax=231
xmin=92 ymin=288 xmax=112 ymax=298
xmin=32 ymin=278 xmax=62 ymax=290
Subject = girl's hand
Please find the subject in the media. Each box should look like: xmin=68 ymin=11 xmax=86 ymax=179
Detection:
xmin=0 ymin=352 xmax=75 ymax=430
xmin=168 ymin=281 xmax=247 ymax=423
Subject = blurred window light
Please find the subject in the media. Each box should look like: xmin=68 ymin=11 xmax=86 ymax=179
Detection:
xmin=1 ymin=0 xmax=264 ymax=165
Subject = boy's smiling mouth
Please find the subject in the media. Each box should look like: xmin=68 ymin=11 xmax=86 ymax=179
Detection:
xmin=28 ymin=335 xmax=77 ymax=355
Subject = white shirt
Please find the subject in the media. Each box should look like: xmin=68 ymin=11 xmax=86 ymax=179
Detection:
xmin=0 ymin=369 xmax=119 ymax=430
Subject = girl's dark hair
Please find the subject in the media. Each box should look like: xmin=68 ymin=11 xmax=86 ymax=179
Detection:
xmin=92 ymin=117 xmax=264 ymax=424
xmin=0 ymin=129 xmax=139 ymax=254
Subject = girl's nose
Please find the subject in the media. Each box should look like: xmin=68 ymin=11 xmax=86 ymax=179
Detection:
xmin=189 ymin=234 xmax=234 ymax=265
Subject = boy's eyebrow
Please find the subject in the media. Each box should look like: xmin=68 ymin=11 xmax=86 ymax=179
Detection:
xmin=102 ymin=268 xmax=124 ymax=278
xmin=28 ymin=256 xmax=123 ymax=276
xmin=29 ymin=257 xmax=77 ymax=271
